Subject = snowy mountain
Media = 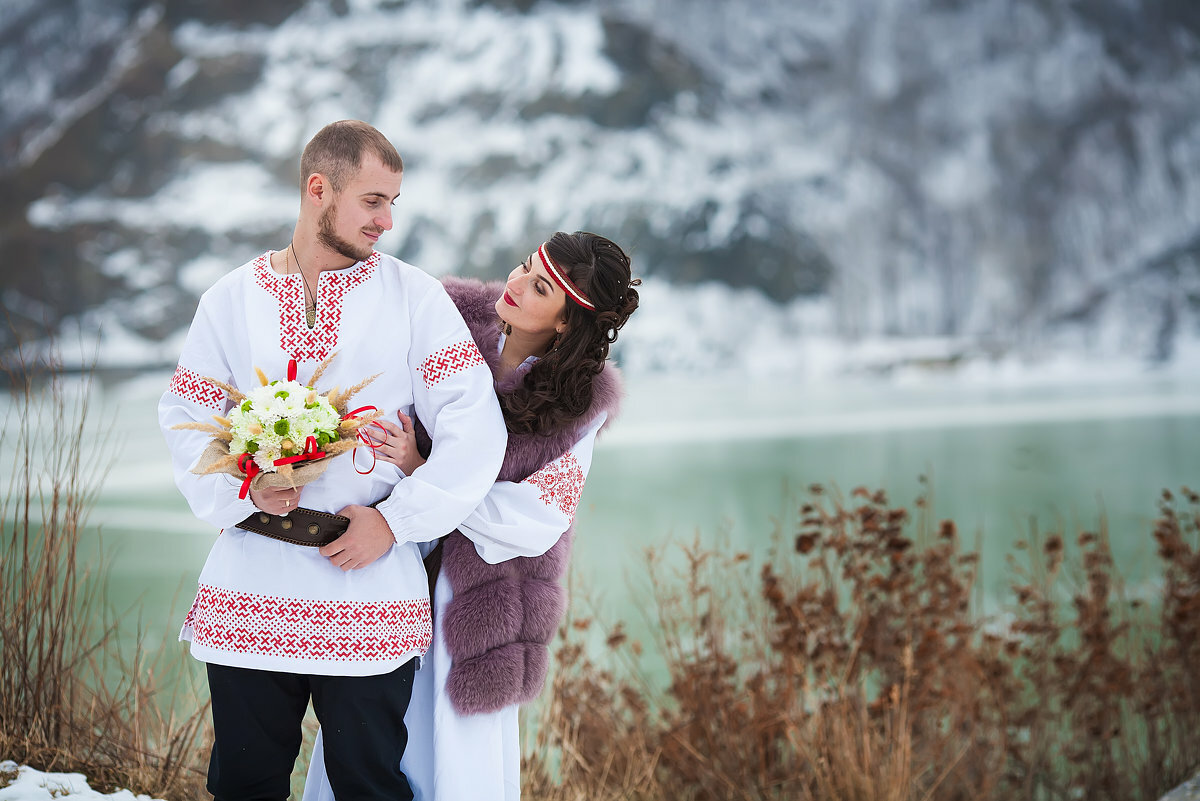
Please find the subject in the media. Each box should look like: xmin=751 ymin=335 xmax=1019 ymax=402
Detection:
xmin=2 ymin=0 xmax=1199 ymax=378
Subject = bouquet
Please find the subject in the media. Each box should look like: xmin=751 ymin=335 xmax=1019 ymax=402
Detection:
xmin=173 ymin=354 xmax=384 ymax=498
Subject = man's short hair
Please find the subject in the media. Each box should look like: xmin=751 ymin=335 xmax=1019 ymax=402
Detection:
xmin=300 ymin=120 xmax=404 ymax=194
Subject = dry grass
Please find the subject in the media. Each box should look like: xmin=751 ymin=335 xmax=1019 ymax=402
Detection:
xmin=0 ymin=347 xmax=210 ymax=799
xmin=526 ymin=482 xmax=1200 ymax=801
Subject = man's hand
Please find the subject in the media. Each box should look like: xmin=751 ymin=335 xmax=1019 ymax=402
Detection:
xmin=250 ymin=485 xmax=301 ymax=516
xmin=320 ymin=505 xmax=396 ymax=571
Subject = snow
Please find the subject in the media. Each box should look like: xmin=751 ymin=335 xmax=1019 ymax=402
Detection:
xmin=27 ymin=163 xmax=297 ymax=236
xmin=0 ymin=762 xmax=163 ymax=801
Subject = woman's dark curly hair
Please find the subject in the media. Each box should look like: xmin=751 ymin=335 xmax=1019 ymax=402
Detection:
xmin=500 ymin=231 xmax=640 ymax=435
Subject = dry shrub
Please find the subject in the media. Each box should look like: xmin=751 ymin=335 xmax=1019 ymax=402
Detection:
xmin=524 ymin=625 xmax=660 ymax=801
xmin=527 ymin=482 xmax=1200 ymax=801
xmin=0 ymin=349 xmax=210 ymax=798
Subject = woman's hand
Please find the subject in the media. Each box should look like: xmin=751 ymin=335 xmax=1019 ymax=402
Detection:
xmin=371 ymin=411 xmax=427 ymax=475
xmin=250 ymin=485 xmax=301 ymax=516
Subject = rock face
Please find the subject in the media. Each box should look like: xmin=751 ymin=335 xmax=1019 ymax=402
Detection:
xmin=1 ymin=0 xmax=1199 ymax=371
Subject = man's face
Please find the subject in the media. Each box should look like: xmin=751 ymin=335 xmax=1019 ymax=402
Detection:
xmin=317 ymin=154 xmax=403 ymax=263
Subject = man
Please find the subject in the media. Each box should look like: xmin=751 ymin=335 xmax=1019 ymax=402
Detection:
xmin=159 ymin=120 xmax=506 ymax=800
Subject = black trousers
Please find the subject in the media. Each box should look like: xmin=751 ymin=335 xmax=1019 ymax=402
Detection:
xmin=205 ymin=660 xmax=417 ymax=801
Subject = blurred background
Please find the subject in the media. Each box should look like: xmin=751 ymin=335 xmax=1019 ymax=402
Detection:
xmin=2 ymin=0 xmax=1199 ymax=642
xmin=6 ymin=0 xmax=1200 ymax=375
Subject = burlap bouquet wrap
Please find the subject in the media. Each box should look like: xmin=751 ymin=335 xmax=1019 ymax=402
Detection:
xmin=172 ymin=353 xmax=383 ymax=493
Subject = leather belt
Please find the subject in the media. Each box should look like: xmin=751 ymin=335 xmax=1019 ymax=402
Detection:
xmin=236 ymin=506 xmax=350 ymax=547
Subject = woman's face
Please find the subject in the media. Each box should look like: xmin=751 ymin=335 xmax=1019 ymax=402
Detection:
xmin=495 ymin=246 xmax=568 ymax=341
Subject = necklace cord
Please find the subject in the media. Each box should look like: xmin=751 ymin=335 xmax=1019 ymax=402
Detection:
xmin=289 ymin=242 xmax=317 ymax=328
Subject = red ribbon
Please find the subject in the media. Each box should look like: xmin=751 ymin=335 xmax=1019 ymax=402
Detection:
xmin=237 ymin=437 xmax=327 ymax=500
xmin=236 ymin=452 xmax=260 ymax=499
xmin=273 ymin=435 xmax=326 ymax=467
xmin=287 ymin=358 xmax=298 ymax=382
xmin=342 ymin=405 xmax=384 ymax=475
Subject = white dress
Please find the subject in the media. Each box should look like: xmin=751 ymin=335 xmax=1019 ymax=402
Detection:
xmin=158 ymin=251 xmax=506 ymax=676
xmin=302 ymin=356 xmax=607 ymax=800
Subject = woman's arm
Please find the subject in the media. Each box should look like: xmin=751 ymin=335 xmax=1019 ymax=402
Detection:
xmin=375 ymin=410 xmax=608 ymax=563
xmin=460 ymin=410 xmax=607 ymax=563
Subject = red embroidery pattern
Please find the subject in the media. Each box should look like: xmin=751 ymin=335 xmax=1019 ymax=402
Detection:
xmin=253 ymin=252 xmax=378 ymax=362
xmin=524 ymin=452 xmax=586 ymax=520
xmin=168 ymin=365 xmax=225 ymax=411
xmin=184 ymin=584 xmax=432 ymax=662
xmin=183 ymin=597 xmax=197 ymax=630
xmin=418 ymin=340 xmax=486 ymax=387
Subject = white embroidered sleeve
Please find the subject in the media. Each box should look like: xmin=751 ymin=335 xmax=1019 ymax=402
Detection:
xmin=375 ymin=285 xmax=506 ymax=545
xmin=458 ymin=410 xmax=607 ymax=564
xmin=157 ymin=298 xmax=259 ymax=530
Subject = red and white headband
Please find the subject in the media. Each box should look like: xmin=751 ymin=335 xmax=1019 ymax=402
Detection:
xmin=538 ymin=243 xmax=595 ymax=311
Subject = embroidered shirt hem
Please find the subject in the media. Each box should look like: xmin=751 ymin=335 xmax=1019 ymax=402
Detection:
xmin=183 ymin=636 xmax=423 ymax=677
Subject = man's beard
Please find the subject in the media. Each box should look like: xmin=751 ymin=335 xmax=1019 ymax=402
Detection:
xmin=317 ymin=202 xmax=375 ymax=263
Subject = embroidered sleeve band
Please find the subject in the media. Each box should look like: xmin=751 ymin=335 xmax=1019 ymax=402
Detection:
xmin=168 ymin=365 xmax=226 ymax=411
xmin=418 ymin=340 xmax=487 ymax=388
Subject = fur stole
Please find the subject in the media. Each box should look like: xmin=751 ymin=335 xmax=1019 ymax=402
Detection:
xmin=428 ymin=276 xmax=622 ymax=715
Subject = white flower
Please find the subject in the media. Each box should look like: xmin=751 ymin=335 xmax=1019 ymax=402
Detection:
xmin=228 ymin=377 xmax=342 ymax=472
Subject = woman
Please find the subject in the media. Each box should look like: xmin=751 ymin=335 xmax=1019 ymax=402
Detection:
xmin=304 ymin=230 xmax=640 ymax=800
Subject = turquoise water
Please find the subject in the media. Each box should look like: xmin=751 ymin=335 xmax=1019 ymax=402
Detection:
xmin=577 ymin=410 xmax=1194 ymax=609
xmin=7 ymin=371 xmax=1200 ymax=663
xmin=574 ymin=375 xmax=1197 ymax=609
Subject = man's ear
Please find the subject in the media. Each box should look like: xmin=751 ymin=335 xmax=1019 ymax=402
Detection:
xmin=305 ymin=173 xmax=328 ymax=204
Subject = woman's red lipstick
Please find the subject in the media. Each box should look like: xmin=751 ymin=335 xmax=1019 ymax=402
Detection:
xmin=503 ymin=291 xmax=517 ymax=307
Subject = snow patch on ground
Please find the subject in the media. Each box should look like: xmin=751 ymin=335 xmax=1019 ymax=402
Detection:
xmin=0 ymin=762 xmax=163 ymax=801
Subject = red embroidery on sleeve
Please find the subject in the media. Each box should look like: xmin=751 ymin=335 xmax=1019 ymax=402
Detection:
xmin=168 ymin=365 xmax=226 ymax=411
xmin=524 ymin=452 xmax=585 ymax=520
xmin=418 ymin=340 xmax=486 ymax=387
